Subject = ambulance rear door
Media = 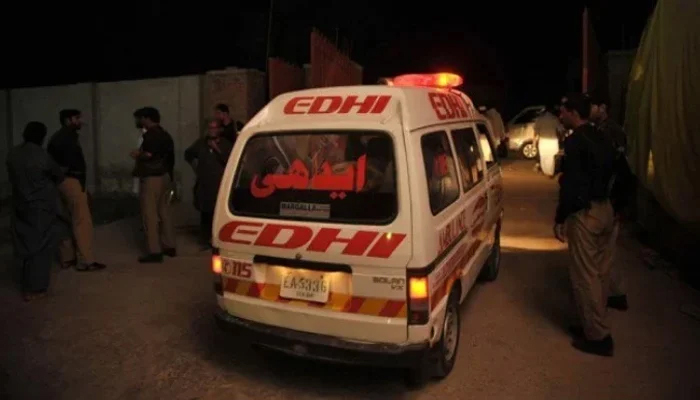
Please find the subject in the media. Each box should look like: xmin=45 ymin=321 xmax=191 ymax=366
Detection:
xmin=214 ymin=112 xmax=413 ymax=343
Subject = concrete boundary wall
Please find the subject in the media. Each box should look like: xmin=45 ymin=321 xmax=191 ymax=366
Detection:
xmin=0 ymin=69 xmax=265 ymax=204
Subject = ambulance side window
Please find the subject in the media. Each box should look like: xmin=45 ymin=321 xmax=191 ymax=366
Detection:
xmin=451 ymin=127 xmax=484 ymax=192
xmin=421 ymin=131 xmax=460 ymax=215
xmin=476 ymin=123 xmax=498 ymax=168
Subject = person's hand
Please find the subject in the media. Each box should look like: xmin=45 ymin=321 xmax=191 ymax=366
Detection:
xmin=553 ymin=223 xmax=567 ymax=242
xmin=129 ymin=149 xmax=140 ymax=159
xmin=208 ymin=138 xmax=220 ymax=153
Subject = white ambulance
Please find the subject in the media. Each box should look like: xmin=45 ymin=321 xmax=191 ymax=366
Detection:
xmin=212 ymin=73 xmax=504 ymax=384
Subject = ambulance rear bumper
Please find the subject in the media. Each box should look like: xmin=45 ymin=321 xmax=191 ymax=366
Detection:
xmin=215 ymin=309 xmax=430 ymax=367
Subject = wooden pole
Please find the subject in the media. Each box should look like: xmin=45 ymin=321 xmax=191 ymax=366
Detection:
xmin=265 ymin=0 xmax=274 ymax=72
xmin=582 ymin=7 xmax=589 ymax=93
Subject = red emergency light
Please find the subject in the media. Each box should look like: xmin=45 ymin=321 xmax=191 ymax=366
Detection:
xmin=392 ymin=73 xmax=464 ymax=88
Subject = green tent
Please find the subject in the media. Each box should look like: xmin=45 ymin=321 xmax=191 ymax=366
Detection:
xmin=625 ymin=0 xmax=700 ymax=233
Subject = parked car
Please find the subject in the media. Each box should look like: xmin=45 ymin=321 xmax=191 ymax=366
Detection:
xmin=505 ymin=105 xmax=545 ymax=159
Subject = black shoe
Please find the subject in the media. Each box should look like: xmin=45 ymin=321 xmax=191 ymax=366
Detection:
xmin=139 ymin=253 xmax=164 ymax=263
xmin=607 ymin=295 xmax=628 ymax=311
xmin=572 ymin=335 xmax=614 ymax=357
xmin=568 ymin=325 xmax=585 ymax=338
xmin=163 ymin=248 xmax=177 ymax=257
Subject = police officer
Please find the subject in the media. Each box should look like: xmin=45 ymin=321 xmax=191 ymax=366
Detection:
xmin=47 ymin=109 xmax=106 ymax=272
xmin=590 ymin=95 xmax=630 ymax=311
xmin=554 ymin=93 xmax=617 ymax=356
xmin=131 ymin=107 xmax=177 ymax=263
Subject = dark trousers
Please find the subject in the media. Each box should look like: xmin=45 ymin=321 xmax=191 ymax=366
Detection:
xmin=200 ymin=211 xmax=214 ymax=243
xmin=21 ymin=248 xmax=53 ymax=293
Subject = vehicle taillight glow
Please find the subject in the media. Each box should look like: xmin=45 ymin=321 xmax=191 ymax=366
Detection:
xmin=392 ymin=73 xmax=463 ymax=88
xmin=409 ymin=277 xmax=428 ymax=299
xmin=408 ymin=276 xmax=430 ymax=325
xmin=212 ymin=248 xmax=223 ymax=295
xmin=212 ymin=254 xmax=223 ymax=274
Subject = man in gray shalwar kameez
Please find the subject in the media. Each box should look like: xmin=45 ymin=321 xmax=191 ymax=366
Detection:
xmin=6 ymin=122 xmax=67 ymax=301
xmin=185 ymin=119 xmax=233 ymax=247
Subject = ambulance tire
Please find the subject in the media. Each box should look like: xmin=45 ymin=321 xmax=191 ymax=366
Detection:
xmin=405 ymin=289 xmax=461 ymax=387
xmin=479 ymin=222 xmax=501 ymax=282
xmin=432 ymin=290 xmax=461 ymax=378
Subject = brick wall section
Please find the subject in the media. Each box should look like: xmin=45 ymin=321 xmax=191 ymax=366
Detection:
xmin=310 ymin=29 xmax=362 ymax=88
xmin=202 ymin=68 xmax=266 ymax=124
xmin=268 ymin=58 xmax=305 ymax=100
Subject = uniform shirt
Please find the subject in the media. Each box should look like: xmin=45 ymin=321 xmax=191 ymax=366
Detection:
xmin=555 ymin=122 xmax=616 ymax=224
xmin=597 ymin=118 xmax=633 ymax=215
xmin=133 ymin=133 xmax=144 ymax=193
xmin=47 ymin=126 xmax=87 ymax=191
xmin=598 ymin=118 xmax=627 ymax=152
xmin=134 ymin=126 xmax=175 ymax=178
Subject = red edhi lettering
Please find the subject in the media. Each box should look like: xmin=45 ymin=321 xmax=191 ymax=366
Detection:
xmin=428 ymin=92 xmax=471 ymax=120
xmin=283 ymin=95 xmax=391 ymax=115
xmin=218 ymin=221 xmax=406 ymax=259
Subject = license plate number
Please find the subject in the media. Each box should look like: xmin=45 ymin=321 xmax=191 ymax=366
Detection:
xmin=280 ymin=271 xmax=330 ymax=303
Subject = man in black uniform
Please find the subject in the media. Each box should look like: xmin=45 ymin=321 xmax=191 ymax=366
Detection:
xmin=47 ymin=109 xmax=106 ymax=271
xmin=131 ymin=107 xmax=176 ymax=263
xmin=554 ymin=93 xmax=617 ymax=356
xmin=214 ymin=103 xmax=243 ymax=145
xmin=590 ymin=95 xmax=632 ymax=311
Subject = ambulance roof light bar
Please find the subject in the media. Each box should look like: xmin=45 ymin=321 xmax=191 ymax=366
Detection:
xmin=391 ymin=73 xmax=464 ymax=88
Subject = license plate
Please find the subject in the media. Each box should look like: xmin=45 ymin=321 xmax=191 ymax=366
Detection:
xmin=280 ymin=271 xmax=330 ymax=303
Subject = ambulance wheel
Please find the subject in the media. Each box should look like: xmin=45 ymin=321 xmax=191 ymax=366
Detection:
xmin=433 ymin=290 xmax=461 ymax=378
xmin=404 ymin=290 xmax=461 ymax=387
xmin=521 ymin=141 xmax=538 ymax=159
xmin=480 ymin=222 xmax=501 ymax=282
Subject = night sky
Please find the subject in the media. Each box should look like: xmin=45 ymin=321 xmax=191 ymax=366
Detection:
xmin=3 ymin=0 xmax=656 ymax=117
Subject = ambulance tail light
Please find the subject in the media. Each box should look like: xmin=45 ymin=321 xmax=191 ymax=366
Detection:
xmin=408 ymin=276 xmax=430 ymax=325
xmin=212 ymin=248 xmax=223 ymax=295
xmin=392 ymin=73 xmax=463 ymax=88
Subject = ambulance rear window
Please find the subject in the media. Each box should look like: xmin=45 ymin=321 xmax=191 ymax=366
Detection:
xmin=229 ymin=130 xmax=397 ymax=224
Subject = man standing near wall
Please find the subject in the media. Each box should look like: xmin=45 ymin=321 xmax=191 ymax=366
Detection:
xmin=47 ymin=109 xmax=106 ymax=272
xmin=184 ymin=119 xmax=233 ymax=248
xmin=214 ymin=104 xmax=243 ymax=145
xmin=590 ymin=95 xmax=631 ymax=311
xmin=8 ymin=122 xmax=67 ymax=300
xmin=554 ymin=93 xmax=617 ymax=356
xmin=131 ymin=107 xmax=177 ymax=263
